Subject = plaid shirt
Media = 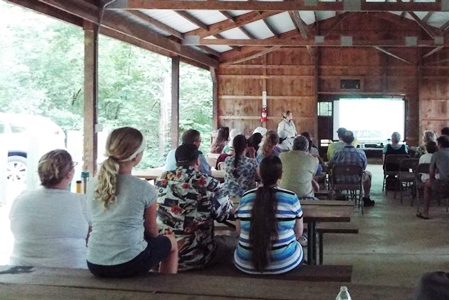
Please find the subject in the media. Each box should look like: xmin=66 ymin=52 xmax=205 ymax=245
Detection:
xmin=329 ymin=146 xmax=367 ymax=183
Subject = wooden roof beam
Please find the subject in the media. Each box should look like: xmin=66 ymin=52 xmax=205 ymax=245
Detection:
xmin=186 ymin=11 xmax=282 ymax=39
xmin=441 ymin=19 xmax=449 ymax=31
xmin=422 ymin=12 xmax=433 ymax=23
xmin=408 ymin=11 xmax=440 ymax=39
xmin=289 ymin=11 xmax=308 ymax=39
xmin=373 ymin=47 xmax=413 ymax=64
xmin=7 ymin=0 xmax=82 ymax=26
xmin=220 ymin=11 xmax=235 ymax=23
xmin=323 ymin=12 xmax=350 ymax=38
xmin=126 ymin=11 xmax=184 ymax=40
xmin=36 ymin=0 xmax=219 ymax=68
xmin=422 ymin=46 xmax=444 ymax=58
xmin=108 ymin=0 xmax=443 ymax=12
xmin=223 ymin=46 xmax=282 ymax=65
xmin=175 ymin=11 xmax=208 ymax=30
xmin=262 ymin=18 xmax=280 ymax=38
xmin=195 ymin=38 xmax=443 ymax=47
xmin=239 ymin=26 xmax=257 ymax=39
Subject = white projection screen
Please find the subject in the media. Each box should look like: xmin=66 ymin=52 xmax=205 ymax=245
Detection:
xmin=333 ymin=98 xmax=405 ymax=144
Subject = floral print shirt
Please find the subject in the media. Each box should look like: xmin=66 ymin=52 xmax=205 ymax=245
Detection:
xmin=223 ymin=156 xmax=258 ymax=198
xmin=155 ymin=166 xmax=233 ymax=271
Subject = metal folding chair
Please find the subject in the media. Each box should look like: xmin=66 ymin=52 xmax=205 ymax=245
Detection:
xmin=330 ymin=164 xmax=364 ymax=214
xmin=382 ymin=154 xmax=410 ymax=194
xmin=395 ymin=158 xmax=419 ymax=204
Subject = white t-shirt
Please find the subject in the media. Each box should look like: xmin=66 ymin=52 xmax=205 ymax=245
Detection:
xmin=419 ymin=153 xmax=439 ymax=182
xmin=9 ymin=188 xmax=90 ymax=269
xmin=86 ymin=174 xmax=158 ymax=265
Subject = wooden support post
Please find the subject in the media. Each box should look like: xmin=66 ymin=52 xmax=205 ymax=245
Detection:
xmin=83 ymin=22 xmax=98 ymax=176
xmin=171 ymin=56 xmax=180 ymax=149
xmin=210 ymin=67 xmax=219 ymax=130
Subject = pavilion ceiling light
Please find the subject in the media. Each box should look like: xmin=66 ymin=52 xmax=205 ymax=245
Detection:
xmin=344 ymin=0 xmax=361 ymax=11
xmin=405 ymin=36 xmax=418 ymax=46
xmin=341 ymin=36 xmax=353 ymax=46
xmin=434 ymin=36 xmax=444 ymax=45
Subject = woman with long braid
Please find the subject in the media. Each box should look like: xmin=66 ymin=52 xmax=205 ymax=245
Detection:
xmin=223 ymin=134 xmax=258 ymax=202
xmin=86 ymin=127 xmax=178 ymax=277
xmin=234 ymin=156 xmax=304 ymax=274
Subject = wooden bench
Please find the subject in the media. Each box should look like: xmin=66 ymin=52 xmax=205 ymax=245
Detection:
xmin=0 ymin=266 xmax=415 ymax=299
xmin=188 ymin=261 xmax=353 ymax=282
xmin=317 ymin=222 xmax=359 ymax=265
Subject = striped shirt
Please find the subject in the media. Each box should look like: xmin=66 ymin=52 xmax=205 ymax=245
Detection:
xmin=234 ymin=187 xmax=304 ymax=274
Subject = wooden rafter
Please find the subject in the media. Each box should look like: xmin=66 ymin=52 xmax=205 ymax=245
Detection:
xmin=220 ymin=11 xmax=235 ymax=23
xmin=175 ymin=11 xmax=208 ymax=30
xmin=289 ymin=11 xmax=308 ymax=39
xmin=195 ymin=38 xmax=442 ymax=47
xmin=108 ymin=0 xmax=443 ymax=12
xmin=441 ymin=19 xmax=449 ymax=31
xmin=422 ymin=12 xmax=433 ymax=23
xmin=223 ymin=46 xmax=282 ymax=65
xmin=262 ymin=18 xmax=280 ymax=38
xmin=33 ymin=0 xmax=219 ymax=68
xmin=408 ymin=11 xmax=439 ymax=39
xmin=221 ymin=30 xmax=299 ymax=63
xmin=126 ymin=11 xmax=183 ymax=40
xmin=323 ymin=12 xmax=350 ymax=38
xmin=422 ymin=46 xmax=444 ymax=58
xmin=186 ymin=11 xmax=281 ymax=39
xmin=373 ymin=47 xmax=413 ymax=64
xmin=239 ymin=26 xmax=256 ymax=39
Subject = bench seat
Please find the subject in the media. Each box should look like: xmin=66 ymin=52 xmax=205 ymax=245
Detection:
xmin=0 ymin=265 xmax=415 ymax=300
xmin=317 ymin=222 xmax=359 ymax=265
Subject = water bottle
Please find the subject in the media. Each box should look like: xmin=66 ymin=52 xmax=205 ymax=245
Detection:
xmin=335 ymin=286 xmax=351 ymax=300
xmin=81 ymin=171 xmax=90 ymax=194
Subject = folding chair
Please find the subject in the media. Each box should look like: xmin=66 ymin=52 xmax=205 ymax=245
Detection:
xmin=395 ymin=158 xmax=419 ymax=204
xmin=382 ymin=154 xmax=410 ymax=194
xmin=413 ymin=163 xmax=429 ymax=211
xmin=414 ymin=164 xmax=449 ymax=213
xmin=330 ymin=164 xmax=364 ymax=214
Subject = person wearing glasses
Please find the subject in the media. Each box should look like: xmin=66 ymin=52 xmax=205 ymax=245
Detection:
xmin=9 ymin=149 xmax=91 ymax=269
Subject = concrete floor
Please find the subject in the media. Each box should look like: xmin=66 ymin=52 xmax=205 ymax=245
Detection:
xmin=323 ymin=164 xmax=449 ymax=288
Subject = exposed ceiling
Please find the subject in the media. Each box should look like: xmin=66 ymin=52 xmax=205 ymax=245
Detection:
xmin=6 ymin=0 xmax=449 ymax=68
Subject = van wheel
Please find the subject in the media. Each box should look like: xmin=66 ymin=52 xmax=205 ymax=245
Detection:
xmin=7 ymin=156 xmax=27 ymax=182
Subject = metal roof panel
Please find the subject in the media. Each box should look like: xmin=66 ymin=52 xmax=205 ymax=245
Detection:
xmin=142 ymin=10 xmax=198 ymax=33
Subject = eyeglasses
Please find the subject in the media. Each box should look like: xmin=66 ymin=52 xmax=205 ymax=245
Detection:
xmin=72 ymin=162 xmax=78 ymax=169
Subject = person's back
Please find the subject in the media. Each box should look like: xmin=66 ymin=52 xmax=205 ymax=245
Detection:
xmin=9 ymin=149 xmax=90 ymax=269
xmin=279 ymin=143 xmax=318 ymax=198
xmin=87 ymin=175 xmax=157 ymax=265
xmin=234 ymin=156 xmax=304 ymax=275
xmin=156 ymin=144 xmax=233 ymax=271
xmin=10 ymin=188 xmax=89 ymax=269
xmin=330 ymin=147 xmax=367 ymax=184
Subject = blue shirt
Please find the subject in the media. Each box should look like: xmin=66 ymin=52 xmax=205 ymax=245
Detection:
xmin=329 ymin=146 xmax=367 ymax=184
xmin=164 ymin=149 xmax=211 ymax=175
xmin=234 ymin=186 xmax=303 ymax=274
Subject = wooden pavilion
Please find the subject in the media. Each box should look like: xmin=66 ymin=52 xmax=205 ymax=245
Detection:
xmin=5 ymin=0 xmax=449 ymax=173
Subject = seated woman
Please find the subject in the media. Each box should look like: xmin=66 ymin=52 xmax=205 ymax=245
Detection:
xmin=412 ymin=130 xmax=437 ymax=158
xmin=210 ymin=127 xmax=229 ymax=154
xmin=234 ymin=156 xmax=304 ymax=274
xmin=419 ymin=141 xmax=438 ymax=182
xmin=9 ymin=149 xmax=90 ymax=269
xmin=86 ymin=127 xmax=178 ymax=277
xmin=223 ymin=135 xmax=258 ymax=202
xmin=256 ymin=130 xmax=281 ymax=164
xmin=247 ymin=132 xmax=263 ymax=154
xmin=383 ymin=131 xmax=409 ymax=171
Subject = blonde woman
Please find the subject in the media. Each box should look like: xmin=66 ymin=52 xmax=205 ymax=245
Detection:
xmin=86 ymin=127 xmax=178 ymax=277
xmin=256 ymin=130 xmax=281 ymax=164
xmin=9 ymin=150 xmax=90 ymax=269
xmin=412 ymin=130 xmax=437 ymax=158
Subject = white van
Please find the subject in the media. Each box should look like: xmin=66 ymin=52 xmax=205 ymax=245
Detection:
xmin=0 ymin=113 xmax=65 ymax=182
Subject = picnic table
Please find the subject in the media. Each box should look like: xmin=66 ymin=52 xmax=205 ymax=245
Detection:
xmin=133 ymin=167 xmax=225 ymax=183
xmin=300 ymin=200 xmax=354 ymax=265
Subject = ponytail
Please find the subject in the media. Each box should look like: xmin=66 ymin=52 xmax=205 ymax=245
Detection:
xmin=95 ymin=157 xmax=120 ymax=209
xmin=232 ymin=135 xmax=247 ymax=178
xmin=249 ymin=186 xmax=278 ymax=272
xmin=248 ymin=155 xmax=282 ymax=272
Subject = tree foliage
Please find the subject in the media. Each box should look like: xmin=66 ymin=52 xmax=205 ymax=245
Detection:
xmin=0 ymin=1 xmax=213 ymax=168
